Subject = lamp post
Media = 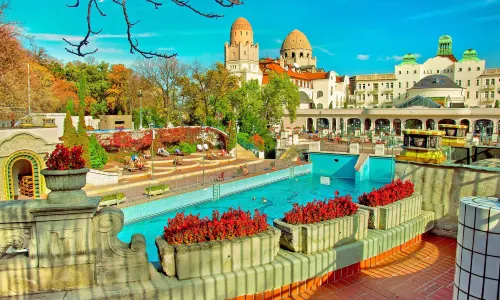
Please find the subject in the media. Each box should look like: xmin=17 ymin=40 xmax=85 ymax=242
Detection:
xmin=138 ymin=90 xmax=143 ymax=130
xmin=200 ymin=122 xmax=206 ymax=184
xmin=150 ymin=123 xmax=155 ymax=180
xmin=235 ymin=120 xmax=239 ymax=159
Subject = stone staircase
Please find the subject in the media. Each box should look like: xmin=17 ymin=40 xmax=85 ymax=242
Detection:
xmin=235 ymin=144 xmax=260 ymax=160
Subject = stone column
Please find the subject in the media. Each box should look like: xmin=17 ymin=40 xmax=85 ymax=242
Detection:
xmin=454 ymin=197 xmax=500 ymax=300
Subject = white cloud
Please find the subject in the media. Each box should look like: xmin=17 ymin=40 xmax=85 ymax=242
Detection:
xmin=408 ymin=0 xmax=498 ymax=20
xmin=356 ymin=54 xmax=369 ymax=61
xmin=381 ymin=53 xmax=422 ymax=61
xmin=157 ymin=47 xmax=175 ymax=51
xmin=275 ymin=39 xmax=282 ymax=44
xmin=316 ymin=46 xmax=334 ymax=56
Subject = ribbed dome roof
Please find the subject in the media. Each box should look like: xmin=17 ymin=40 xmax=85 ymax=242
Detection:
xmin=231 ymin=17 xmax=252 ymax=31
xmin=439 ymin=35 xmax=452 ymax=42
xmin=281 ymin=29 xmax=312 ymax=51
xmin=412 ymin=75 xmax=461 ymax=89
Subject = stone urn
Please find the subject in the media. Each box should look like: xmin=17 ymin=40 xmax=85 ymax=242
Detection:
xmin=413 ymin=137 xmax=425 ymax=147
xmin=40 ymin=168 xmax=90 ymax=204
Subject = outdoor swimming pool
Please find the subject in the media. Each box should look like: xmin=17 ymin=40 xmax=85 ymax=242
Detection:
xmin=118 ymin=153 xmax=394 ymax=262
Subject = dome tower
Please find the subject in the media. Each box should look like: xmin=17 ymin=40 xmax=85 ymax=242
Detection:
xmin=224 ymin=17 xmax=262 ymax=84
xmin=437 ymin=35 xmax=453 ymax=56
xmin=280 ymin=29 xmax=316 ymax=68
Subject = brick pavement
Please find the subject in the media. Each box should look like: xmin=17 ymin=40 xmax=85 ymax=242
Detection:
xmin=290 ymin=235 xmax=457 ymax=300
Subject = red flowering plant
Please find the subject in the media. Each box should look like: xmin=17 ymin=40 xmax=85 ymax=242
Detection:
xmin=163 ymin=207 xmax=268 ymax=245
xmin=283 ymin=192 xmax=359 ymax=225
xmin=45 ymin=144 xmax=86 ymax=170
xmin=358 ymin=179 xmax=414 ymax=207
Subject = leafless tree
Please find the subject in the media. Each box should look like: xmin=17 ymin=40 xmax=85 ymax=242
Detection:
xmin=64 ymin=0 xmax=243 ymax=58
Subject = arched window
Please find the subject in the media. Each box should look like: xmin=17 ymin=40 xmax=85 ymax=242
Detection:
xmin=300 ymin=52 xmax=304 ymax=58
xmin=407 ymin=70 xmax=409 ymax=74
xmin=317 ymin=104 xmax=323 ymax=109
xmin=240 ymin=31 xmax=242 ymax=35
xmin=477 ymin=67 xmax=481 ymax=71
xmin=459 ymin=68 xmax=462 ymax=72
xmin=399 ymin=71 xmax=401 ymax=74
xmin=307 ymin=53 xmax=310 ymax=58
xmin=246 ymin=31 xmax=248 ymax=36
xmin=468 ymin=67 xmax=471 ymax=71
xmin=414 ymin=70 xmax=417 ymax=74
xmin=292 ymin=52 xmax=296 ymax=58
xmin=317 ymin=91 xmax=324 ymax=98
xmin=285 ymin=52 xmax=288 ymax=58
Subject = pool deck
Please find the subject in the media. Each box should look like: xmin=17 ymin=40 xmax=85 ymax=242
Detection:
xmin=86 ymin=157 xmax=308 ymax=209
xmin=293 ymin=234 xmax=456 ymax=300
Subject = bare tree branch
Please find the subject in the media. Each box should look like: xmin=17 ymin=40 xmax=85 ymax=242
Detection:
xmin=64 ymin=0 xmax=242 ymax=58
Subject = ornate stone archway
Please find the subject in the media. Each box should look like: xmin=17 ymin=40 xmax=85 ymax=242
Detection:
xmin=3 ymin=150 xmax=45 ymax=199
xmin=0 ymin=130 xmax=58 ymax=200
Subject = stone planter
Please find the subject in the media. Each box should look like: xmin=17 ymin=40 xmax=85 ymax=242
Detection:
xmin=358 ymin=193 xmax=422 ymax=230
xmin=155 ymin=226 xmax=281 ymax=280
xmin=145 ymin=187 xmax=169 ymax=196
xmin=445 ymin=128 xmax=456 ymax=136
xmin=273 ymin=210 xmax=369 ymax=255
xmin=40 ymin=168 xmax=90 ymax=204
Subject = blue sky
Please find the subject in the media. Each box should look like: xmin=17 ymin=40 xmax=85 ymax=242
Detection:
xmin=9 ymin=0 xmax=500 ymax=75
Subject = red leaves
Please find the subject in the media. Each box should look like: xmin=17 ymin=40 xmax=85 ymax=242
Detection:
xmin=45 ymin=144 xmax=86 ymax=170
xmin=358 ymin=179 xmax=414 ymax=207
xmin=283 ymin=193 xmax=359 ymax=225
xmin=251 ymin=134 xmax=265 ymax=151
xmin=163 ymin=207 xmax=268 ymax=245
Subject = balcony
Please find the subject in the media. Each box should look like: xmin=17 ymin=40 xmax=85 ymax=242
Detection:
xmin=481 ymin=85 xmax=495 ymax=91
xmin=368 ymin=89 xmax=379 ymax=95
xmin=383 ymin=89 xmax=394 ymax=94
xmin=355 ymin=89 xmax=365 ymax=94
xmin=480 ymin=97 xmax=494 ymax=103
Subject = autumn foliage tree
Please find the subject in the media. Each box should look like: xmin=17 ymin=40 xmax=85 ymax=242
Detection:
xmin=105 ymin=64 xmax=132 ymax=114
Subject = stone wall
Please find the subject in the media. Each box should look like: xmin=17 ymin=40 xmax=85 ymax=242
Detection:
xmin=394 ymin=161 xmax=500 ymax=220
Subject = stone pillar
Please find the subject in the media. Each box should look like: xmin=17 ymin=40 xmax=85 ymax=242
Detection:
xmin=375 ymin=144 xmax=385 ymax=156
xmin=349 ymin=143 xmax=359 ymax=154
xmin=360 ymin=118 xmax=365 ymax=135
xmin=454 ymin=197 xmax=500 ymax=300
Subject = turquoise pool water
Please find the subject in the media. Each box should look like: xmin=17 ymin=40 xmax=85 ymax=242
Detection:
xmin=118 ymin=171 xmax=390 ymax=262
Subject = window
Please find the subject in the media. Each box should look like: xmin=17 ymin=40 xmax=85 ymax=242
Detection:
xmin=485 ymin=92 xmax=489 ymax=98
xmin=414 ymin=70 xmax=417 ymax=74
xmin=368 ymin=83 xmax=371 ymax=86
xmin=246 ymin=31 xmax=248 ymax=35
xmin=307 ymin=53 xmax=310 ymax=58
xmin=492 ymin=79 xmax=496 ymax=86
xmin=244 ymin=51 xmax=246 ymax=55
xmin=285 ymin=53 xmax=288 ymax=58
xmin=240 ymin=31 xmax=242 ymax=35
xmin=300 ymin=52 xmax=304 ymax=58
xmin=486 ymin=79 xmax=490 ymax=85
xmin=467 ymin=80 xmax=470 ymax=86
xmin=317 ymin=104 xmax=323 ymax=109
xmin=358 ymin=84 xmax=361 ymax=89
xmin=362 ymin=94 xmax=366 ymax=100
xmin=468 ymin=67 xmax=471 ymax=71
xmin=406 ymin=82 xmax=409 ymax=88
xmin=437 ymin=70 xmax=440 ymax=73
xmin=330 ymin=87 xmax=333 ymax=95
xmin=476 ymin=91 xmax=479 ymax=98
xmin=385 ymin=94 xmax=389 ymax=100
xmin=390 ymin=83 xmax=394 ymax=88
xmin=491 ymin=91 xmax=495 ymax=98
xmin=477 ymin=79 xmax=480 ymax=86
xmin=386 ymin=83 xmax=389 ymax=88
xmin=291 ymin=52 xmax=296 ymax=58
xmin=115 ymin=121 xmax=125 ymax=125
xmin=459 ymin=80 xmax=462 ymax=86
xmin=459 ymin=68 xmax=462 ymax=72
xmin=363 ymin=84 xmax=366 ymax=89
xmin=233 ymin=52 xmax=235 ymax=56
xmin=467 ymin=92 xmax=470 ymax=99
xmin=477 ymin=67 xmax=481 ymax=71
xmin=399 ymin=71 xmax=401 ymax=74
xmin=317 ymin=91 xmax=323 ymax=98
xmin=399 ymin=82 xmax=402 ymax=88
xmin=390 ymin=94 xmax=393 ymax=100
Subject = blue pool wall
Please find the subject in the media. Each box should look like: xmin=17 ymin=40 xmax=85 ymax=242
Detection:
xmin=121 ymin=164 xmax=312 ymax=224
xmin=309 ymin=152 xmax=394 ymax=183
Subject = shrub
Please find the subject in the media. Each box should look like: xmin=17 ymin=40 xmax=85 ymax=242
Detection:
xmin=101 ymin=192 xmax=125 ymax=201
xmin=45 ymin=144 xmax=86 ymax=170
xmin=283 ymin=193 xmax=358 ymax=225
xmin=328 ymin=102 xmax=333 ymax=109
xmin=89 ymin=135 xmax=108 ymax=169
xmin=179 ymin=142 xmax=197 ymax=154
xmin=63 ymin=110 xmax=77 ymax=148
xmin=146 ymin=183 xmax=169 ymax=193
xmin=163 ymin=207 xmax=268 ymax=245
xmin=358 ymin=179 xmax=414 ymax=207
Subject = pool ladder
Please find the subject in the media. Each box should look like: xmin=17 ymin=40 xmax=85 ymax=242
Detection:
xmin=289 ymin=167 xmax=295 ymax=179
xmin=213 ymin=184 xmax=220 ymax=201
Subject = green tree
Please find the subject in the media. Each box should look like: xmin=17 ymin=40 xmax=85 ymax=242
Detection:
xmin=261 ymin=72 xmax=300 ymax=125
xmin=78 ymin=73 xmax=87 ymax=112
xmin=88 ymin=135 xmax=108 ymax=169
xmin=77 ymin=110 xmax=91 ymax=168
xmin=328 ymin=102 xmax=333 ymax=109
xmin=343 ymin=101 xmax=348 ymax=109
xmin=229 ymin=80 xmax=265 ymax=134
xmin=63 ymin=110 xmax=77 ymax=147
xmin=65 ymin=99 xmax=75 ymax=116
xmin=227 ymin=119 xmax=237 ymax=150
xmin=495 ymin=100 xmax=499 ymax=108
